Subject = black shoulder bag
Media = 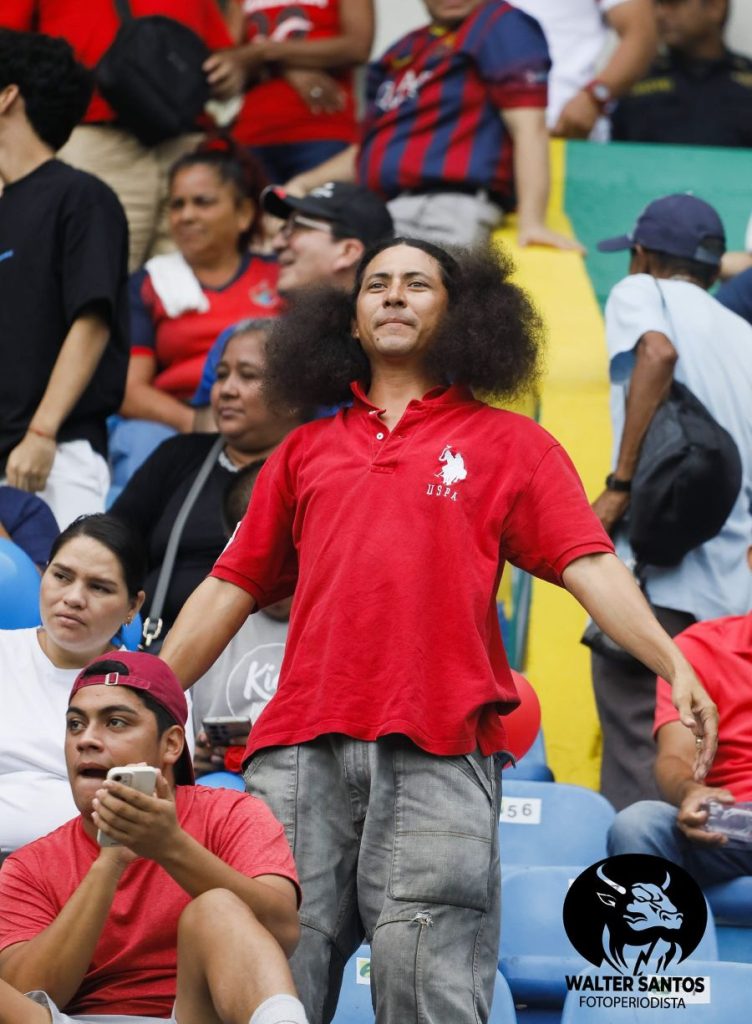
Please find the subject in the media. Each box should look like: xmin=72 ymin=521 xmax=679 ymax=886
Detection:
xmin=627 ymin=281 xmax=742 ymax=567
xmin=96 ymin=0 xmax=210 ymax=147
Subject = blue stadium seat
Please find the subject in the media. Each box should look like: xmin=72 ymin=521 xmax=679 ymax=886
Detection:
xmin=510 ymin=729 xmax=555 ymax=782
xmin=0 ymin=538 xmax=41 ymax=628
xmin=704 ymin=877 xmax=752 ymax=963
xmin=197 ymin=771 xmax=245 ymax=792
xmin=331 ymin=946 xmax=373 ymax=1023
xmin=500 ymin=866 xmax=718 ymax=1011
xmin=560 ymin=960 xmax=752 ymax=1022
xmin=331 ymin=946 xmax=518 ymax=1022
xmin=499 ymin=780 xmax=615 ymax=868
xmin=120 ymin=612 xmax=143 ymax=651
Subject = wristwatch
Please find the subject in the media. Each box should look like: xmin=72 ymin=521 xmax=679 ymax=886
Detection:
xmin=584 ymin=79 xmax=613 ymax=110
xmin=605 ymin=473 xmax=631 ymax=493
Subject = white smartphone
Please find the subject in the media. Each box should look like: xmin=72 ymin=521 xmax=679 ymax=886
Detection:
xmin=202 ymin=716 xmax=252 ymax=747
xmin=96 ymin=764 xmax=158 ymax=847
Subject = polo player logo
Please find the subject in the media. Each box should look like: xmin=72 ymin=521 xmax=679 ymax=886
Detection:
xmin=436 ymin=446 xmax=467 ymax=486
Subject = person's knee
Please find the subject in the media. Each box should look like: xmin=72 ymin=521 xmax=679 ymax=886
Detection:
xmin=607 ymin=800 xmax=675 ymax=856
xmin=179 ymin=888 xmax=259 ymax=945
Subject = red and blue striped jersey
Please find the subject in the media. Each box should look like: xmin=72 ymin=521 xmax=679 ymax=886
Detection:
xmin=357 ymin=1 xmax=549 ymax=204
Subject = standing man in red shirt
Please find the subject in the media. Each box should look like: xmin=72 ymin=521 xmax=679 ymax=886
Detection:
xmin=161 ymin=238 xmax=717 ymax=1023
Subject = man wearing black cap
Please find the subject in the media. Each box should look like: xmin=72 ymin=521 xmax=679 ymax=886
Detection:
xmin=190 ymin=179 xmax=393 ymax=411
xmin=0 ymin=652 xmax=308 ymax=1024
xmin=263 ymin=180 xmax=394 ymax=298
xmin=592 ymin=193 xmax=752 ymax=811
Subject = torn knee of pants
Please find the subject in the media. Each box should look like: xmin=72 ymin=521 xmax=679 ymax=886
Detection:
xmin=411 ymin=911 xmax=433 ymax=927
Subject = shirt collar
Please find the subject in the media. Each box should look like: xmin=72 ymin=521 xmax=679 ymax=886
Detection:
xmin=349 ymin=380 xmax=474 ymax=414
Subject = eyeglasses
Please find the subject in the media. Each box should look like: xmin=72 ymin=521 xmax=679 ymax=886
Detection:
xmin=278 ymin=213 xmax=334 ymax=240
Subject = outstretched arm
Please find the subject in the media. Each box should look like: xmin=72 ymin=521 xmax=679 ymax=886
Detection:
xmin=562 ymin=552 xmax=718 ymax=777
xmin=160 ymin=576 xmax=256 ymax=689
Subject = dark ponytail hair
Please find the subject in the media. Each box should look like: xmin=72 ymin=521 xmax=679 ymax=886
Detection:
xmin=48 ymin=514 xmax=146 ymax=599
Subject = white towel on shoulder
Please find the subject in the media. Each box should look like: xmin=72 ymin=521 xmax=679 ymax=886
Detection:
xmin=144 ymin=251 xmax=210 ymax=318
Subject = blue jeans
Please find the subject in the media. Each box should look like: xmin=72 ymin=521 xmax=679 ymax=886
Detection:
xmin=608 ymin=800 xmax=752 ymax=887
xmin=244 ymin=735 xmax=502 ymax=1024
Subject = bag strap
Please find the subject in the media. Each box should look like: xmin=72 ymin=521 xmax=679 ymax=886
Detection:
xmin=112 ymin=0 xmax=133 ymax=23
xmin=142 ymin=435 xmax=225 ymax=648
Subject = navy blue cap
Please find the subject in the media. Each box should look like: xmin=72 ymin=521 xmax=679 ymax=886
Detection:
xmin=597 ymin=194 xmax=726 ymax=266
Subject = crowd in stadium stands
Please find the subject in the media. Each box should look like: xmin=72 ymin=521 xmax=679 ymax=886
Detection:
xmin=1 ymin=1 xmax=752 ymax=1022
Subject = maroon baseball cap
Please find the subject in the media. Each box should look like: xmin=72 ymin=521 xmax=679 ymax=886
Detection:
xmin=69 ymin=651 xmax=194 ymax=785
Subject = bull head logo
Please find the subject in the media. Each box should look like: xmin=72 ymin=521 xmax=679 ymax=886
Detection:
xmin=594 ymin=864 xmax=684 ymax=974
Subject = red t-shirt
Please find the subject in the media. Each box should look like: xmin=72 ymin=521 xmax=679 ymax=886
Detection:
xmin=130 ymin=254 xmax=282 ymax=399
xmin=212 ymin=383 xmax=613 ymax=760
xmin=0 ymin=786 xmax=299 ymax=1018
xmin=1 ymin=0 xmax=232 ymax=124
xmin=655 ymin=614 xmax=752 ymax=800
xmin=231 ymin=0 xmax=358 ymax=147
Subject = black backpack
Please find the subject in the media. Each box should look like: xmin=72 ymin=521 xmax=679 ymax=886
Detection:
xmin=629 ymin=379 xmax=742 ymax=567
xmin=96 ymin=0 xmax=210 ymax=146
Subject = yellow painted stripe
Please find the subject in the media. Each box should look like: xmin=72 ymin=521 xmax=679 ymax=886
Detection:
xmin=494 ymin=140 xmax=611 ymax=788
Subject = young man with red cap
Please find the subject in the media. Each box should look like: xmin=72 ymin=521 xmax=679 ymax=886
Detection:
xmin=0 ymin=652 xmax=308 ymax=1024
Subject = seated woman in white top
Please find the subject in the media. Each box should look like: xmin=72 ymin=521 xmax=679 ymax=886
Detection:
xmin=0 ymin=514 xmax=145 ymax=852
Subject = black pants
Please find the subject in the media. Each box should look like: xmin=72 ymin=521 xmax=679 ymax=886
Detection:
xmin=591 ymin=605 xmax=695 ymax=812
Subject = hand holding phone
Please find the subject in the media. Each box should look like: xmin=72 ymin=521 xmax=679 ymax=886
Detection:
xmin=202 ymin=716 xmax=252 ymax=748
xmin=97 ymin=765 xmax=158 ymax=847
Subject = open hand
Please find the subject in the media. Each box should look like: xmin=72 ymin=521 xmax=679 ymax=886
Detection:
xmin=517 ymin=223 xmax=586 ymax=253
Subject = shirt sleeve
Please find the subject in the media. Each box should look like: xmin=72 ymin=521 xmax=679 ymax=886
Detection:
xmin=60 ymin=177 xmax=128 ymax=331
xmin=205 ymin=792 xmax=301 ymax=904
xmin=500 ymin=442 xmax=614 ymax=584
xmin=604 ymin=274 xmax=672 ymax=383
xmin=129 ymin=269 xmax=157 ymax=357
xmin=0 ymin=851 xmax=58 ymax=952
xmin=0 ymin=486 xmax=59 ymax=567
xmin=472 ymin=7 xmax=549 ymax=110
xmin=211 ymin=439 xmax=300 ymax=607
xmin=191 ymin=326 xmax=234 ymax=407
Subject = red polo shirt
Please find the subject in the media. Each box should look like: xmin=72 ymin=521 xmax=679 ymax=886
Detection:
xmin=212 ymin=383 xmax=613 ymax=759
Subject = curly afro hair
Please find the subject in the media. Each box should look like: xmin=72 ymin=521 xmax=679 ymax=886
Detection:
xmin=263 ymin=237 xmax=545 ymax=410
xmin=0 ymin=30 xmax=92 ymax=151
